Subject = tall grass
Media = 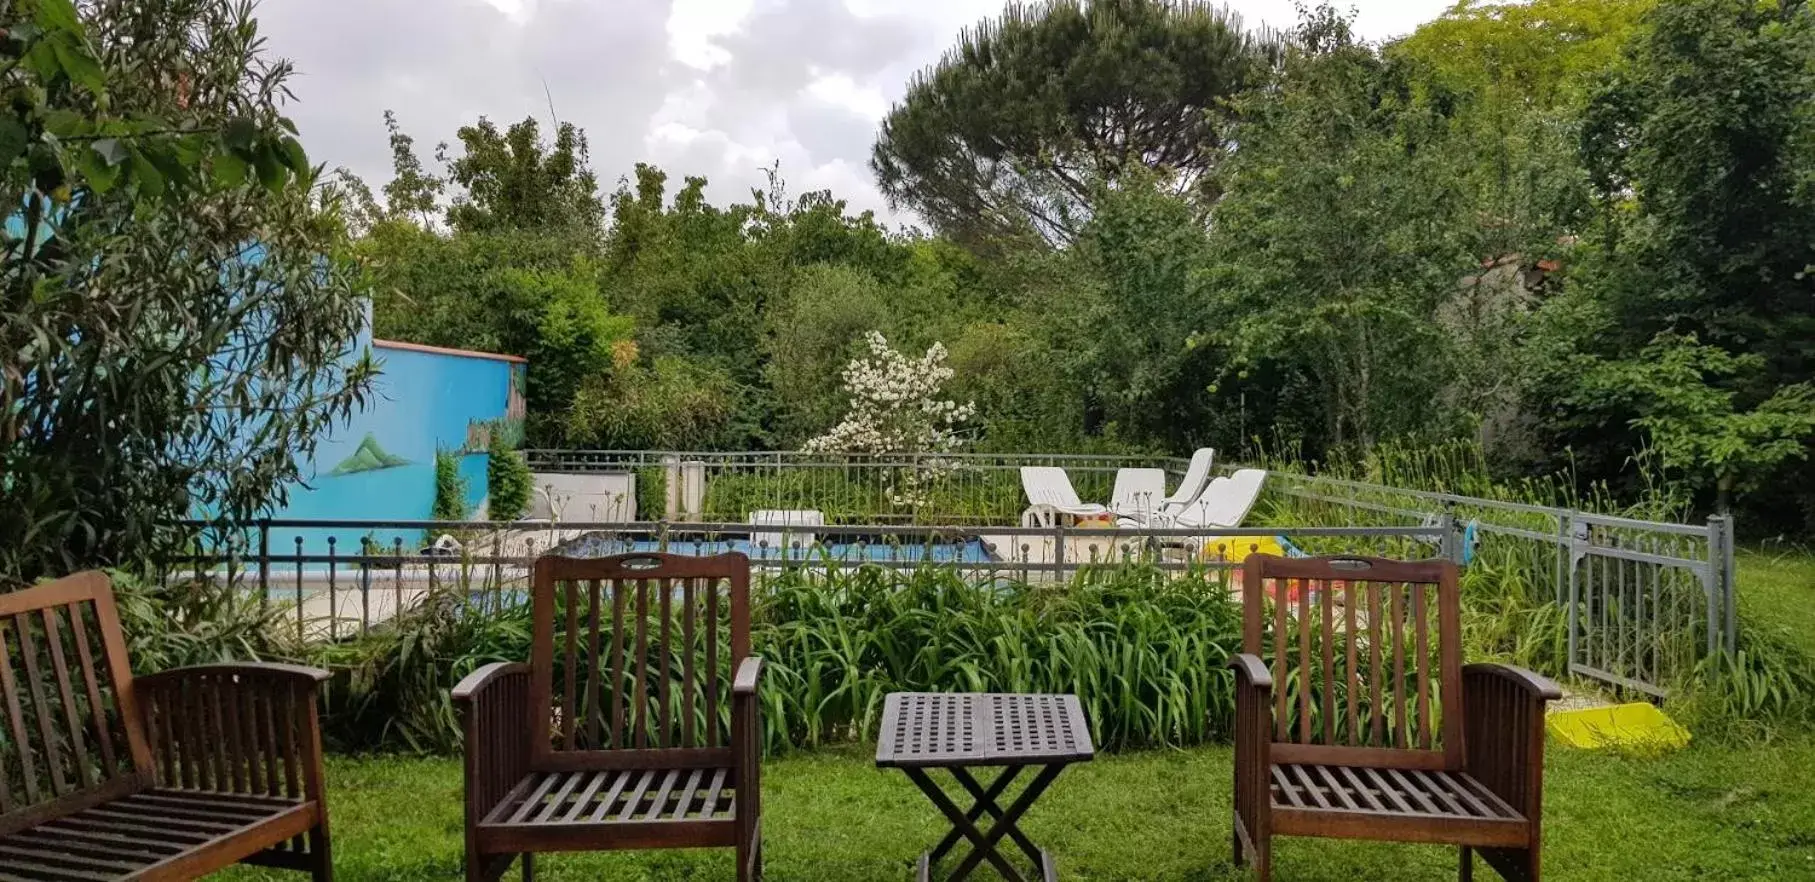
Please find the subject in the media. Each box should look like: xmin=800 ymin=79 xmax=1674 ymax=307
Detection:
xmin=176 ymin=562 xmax=1240 ymax=754
xmin=1250 ymin=436 xmax=1689 ymax=520
xmin=109 ymin=569 xmax=292 ymax=671
xmin=311 ymin=589 xmax=534 ymax=753
xmin=756 ymin=563 xmax=1242 ymax=750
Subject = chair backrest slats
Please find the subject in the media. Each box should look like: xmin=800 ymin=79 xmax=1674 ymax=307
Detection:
xmin=67 ymin=603 xmax=116 ymax=775
xmin=0 ymin=572 xmax=152 ymax=830
xmin=530 ymin=553 xmax=750 ymax=765
xmin=1243 ymin=555 xmax=1465 ymax=769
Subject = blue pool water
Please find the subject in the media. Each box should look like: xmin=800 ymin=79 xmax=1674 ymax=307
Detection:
xmin=554 ymin=533 xmax=995 ymax=564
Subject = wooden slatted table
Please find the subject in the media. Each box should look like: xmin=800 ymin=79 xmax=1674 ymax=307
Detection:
xmin=877 ymin=693 xmax=1095 ymax=882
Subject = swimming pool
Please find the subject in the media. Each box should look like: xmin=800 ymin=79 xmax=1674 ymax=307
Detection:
xmin=552 ymin=532 xmax=996 ymax=564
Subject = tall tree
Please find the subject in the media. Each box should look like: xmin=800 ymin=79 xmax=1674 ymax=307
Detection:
xmin=1 ymin=0 xmax=372 ymax=586
xmin=380 ymin=109 xmax=443 ymax=225
xmin=1199 ymin=5 xmax=1476 ymax=453
xmin=1391 ymin=0 xmax=1653 ymax=109
xmin=1554 ymin=0 xmax=1815 ymax=517
xmin=871 ymin=0 xmax=1278 ymax=248
xmin=441 ymin=116 xmax=603 ymax=236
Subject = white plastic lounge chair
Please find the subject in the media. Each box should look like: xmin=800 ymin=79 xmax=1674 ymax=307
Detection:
xmin=1161 ymin=448 xmax=1216 ymax=515
xmin=1020 ymin=466 xmax=1110 ymax=527
xmin=1110 ymin=468 xmax=1168 ymax=519
xmin=1166 ymin=468 xmax=1268 ymax=529
xmin=749 ymin=509 xmax=824 ymax=554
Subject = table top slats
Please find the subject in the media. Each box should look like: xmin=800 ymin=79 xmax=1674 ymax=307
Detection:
xmin=875 ymin=693 xmax=1094 ymax=768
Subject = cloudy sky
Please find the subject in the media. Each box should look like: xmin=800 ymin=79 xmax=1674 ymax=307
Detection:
xmin=257 ymin=0 xmax=1456 ymax=227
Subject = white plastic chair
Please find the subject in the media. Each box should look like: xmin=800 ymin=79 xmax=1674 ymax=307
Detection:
xmin=1166 ymin=468 xmax=1268 ymax=529
xmin=1020 ymin=466 xmax=1110 ymax=527
xmin=749 ymin=509 xmax=824 ymax=555
xmin=1110 ymin=468 xmax=1168 ymax=520
xmin=1160 ymin=448 xmax=1216 ymax=515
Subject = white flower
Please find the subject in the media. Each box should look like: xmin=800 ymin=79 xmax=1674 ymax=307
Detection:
xmin=804 ymin=332 xmax=976 ymax=507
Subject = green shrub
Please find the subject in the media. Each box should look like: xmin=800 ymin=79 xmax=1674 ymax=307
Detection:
xmin=754 ymin=563 xmax=1244 ymax=750
xmin=635 ymin=465 xmax=667 ymax=520
xmin=312 ymin=584 xmax=534 ymax=753
xmin=297 ymin=562 xmax=1241 ymax=753
xmin=110 ymin=569 xmax=291 ymax=673
xmin=431 ymin=449 xmax=469 ymax=521
xmin=486 ymin=437 xmax=533 ymax=520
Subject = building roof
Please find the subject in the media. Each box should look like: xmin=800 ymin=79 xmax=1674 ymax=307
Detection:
xmin=372 ymin=338 xmax=528 ymax=364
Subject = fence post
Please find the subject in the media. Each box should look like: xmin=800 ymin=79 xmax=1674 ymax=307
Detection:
xmin=1723 ymin=516 xmax=1738 ymax=656
xmin=1706 ymin=514 xmax=1736 ymax=657
xmin=1566 ymin=520 xmax=1585 ymax=676
xmin=257 ymin=518 xmax=270 ymax=613
xmin=1437 ymin=512 xmax=1462 ymax=565
xmin=1554 ymin=513 xmax=1569 ymax=606
xmin=681 ymin=460 xmax=705 ymax=520
xmin=1053 ymin=522 xmax=1067 ymax=583
xmin=662 ymin=455 xmax=681 ymax=520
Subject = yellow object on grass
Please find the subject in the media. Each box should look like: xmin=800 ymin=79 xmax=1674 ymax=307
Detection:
xmin=1198 ymin=535 xmax=1290 ymax=563
xmin=1546 ymin=702 xmax=1691 ymax=751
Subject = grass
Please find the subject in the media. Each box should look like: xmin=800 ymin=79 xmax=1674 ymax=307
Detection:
xmin=1735 ymin=547 xmax=1815 ymax=660
xmin=220 ymin=738 xmax=1815 ymax=881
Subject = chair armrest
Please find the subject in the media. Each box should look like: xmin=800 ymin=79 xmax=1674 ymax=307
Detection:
xmin=452 ymin=661 xmax=532 ymax=701
xmin=1464 ymin=662 xmax=1562 ymax=701
xmin=733 ymin=656 xmax=763 ymax=696
xmin=454 ymin=663 xmax=532 ymax=825
xmin=135 ymin=662 xmax=331 ymax=801
xmin=1462 ymin=663 xmax=1559 ymax=820
xmin=1229 ymin=653 xmax=1273 ymax=691
xmin=138 ymin=661 xmax=332 ymax=687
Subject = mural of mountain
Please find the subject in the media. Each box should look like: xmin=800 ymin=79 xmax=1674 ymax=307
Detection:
xmin=328 ymin=433 xmax=410 ymax=475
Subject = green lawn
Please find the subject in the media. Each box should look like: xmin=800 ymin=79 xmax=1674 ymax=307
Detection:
xmin=1736 ymin=547 xmax=1815 ymax=658
xmin=220 ymin=738 xmax=1815 ymax=881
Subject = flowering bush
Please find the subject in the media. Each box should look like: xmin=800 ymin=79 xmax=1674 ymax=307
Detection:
xmin=805 ymin=332 xmax=976 ymax=506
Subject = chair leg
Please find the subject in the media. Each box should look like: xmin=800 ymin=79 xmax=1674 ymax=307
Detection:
xmin=308 ymin=823 xmax=333 ymax=882
xmin=1477 ymin=845 xmax=1538 ymax=882
xmin=522 ymin=853 xmax=535 ymax=882
xmin=1460 ymin=846 xmax=1473 ymax=882
xmin=737 ymin=831 xmax=755 ymax=882
xmin=1232 ymin=811 xmax=1245 ymax=868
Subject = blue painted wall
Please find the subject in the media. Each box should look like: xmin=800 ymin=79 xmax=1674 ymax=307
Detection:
xmin=264 ymin=327 xmax=527 ymax=556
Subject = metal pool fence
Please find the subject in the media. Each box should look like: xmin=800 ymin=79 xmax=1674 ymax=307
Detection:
xmin=519 ymin=450 xmax=1190 ymax=525
xmin=1263 ymin=470 xmax=1736 ymax=697
xmin=159 ymin=518 xmax=1451 ymax=644
xmin=164 ymin=448 xmax=1736 ymax=697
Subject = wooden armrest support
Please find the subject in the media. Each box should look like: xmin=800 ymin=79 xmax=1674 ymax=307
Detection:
xmin=1229 ymin=652 xmax=1271 ymax=849
xmin=456 ymin=663 xmax=532 ymax=824
xmin=730 ymin=657 xmax=763 ymax=833
xmin=135 ymin=661 xmax=330 ymax=800
xmin=1461 ymin=664 xmax=1557 ymax=819
xmin=1229 ymin=653 xmax=1273 ymax=690
xmin=733 ymin=656 xmax=764 ymax=695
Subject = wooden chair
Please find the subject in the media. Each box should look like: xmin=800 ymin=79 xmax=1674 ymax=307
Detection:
xmin=0 ymin=571 xmax=333 ymax=880
xmin=455 ymin=552 xmax=764 ymax=881
xmin=1229 ymin=555 xmax=1560 ymax=881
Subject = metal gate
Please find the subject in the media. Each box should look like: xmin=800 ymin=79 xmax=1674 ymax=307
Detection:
xmin=1264 ymin=469 xmax=1738 ymax=697
xmin=1566 ymin=513 xmax=1735 ymax=697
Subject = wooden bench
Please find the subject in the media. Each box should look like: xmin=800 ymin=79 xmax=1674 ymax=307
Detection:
xmin=0 ymin=571 xmax=333 ymax=880
xmin=1230 ymin=555 xmax=1560 ymax=881
xmin=455 ymin=552 xmax=764 ymax=881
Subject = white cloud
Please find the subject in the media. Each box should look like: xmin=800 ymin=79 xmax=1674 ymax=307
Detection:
xmin=258 ymin=0 xmax=1456 ymax=225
